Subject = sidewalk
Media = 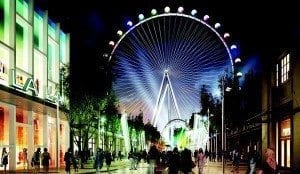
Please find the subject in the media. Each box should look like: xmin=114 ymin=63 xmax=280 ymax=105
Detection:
xmin=2 ymin=159 xmax=128 ymax=174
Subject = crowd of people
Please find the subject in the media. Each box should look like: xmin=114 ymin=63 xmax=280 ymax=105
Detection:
xmin=0 ymin=145 xmax=282 ymax=173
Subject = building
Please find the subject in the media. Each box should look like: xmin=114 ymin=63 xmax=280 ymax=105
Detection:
xmin=261 ymin=49 xmax=300 ymax=172
xmin=0 ymin=0 xmax=70 ymax=171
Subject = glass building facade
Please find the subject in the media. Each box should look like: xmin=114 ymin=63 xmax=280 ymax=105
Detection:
xmin=0 ymin=0 xmax=70 ymax=171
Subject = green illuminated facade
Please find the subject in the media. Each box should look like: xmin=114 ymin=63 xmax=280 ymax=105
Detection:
xmin=0 ymin=0 xmax=70 ymax=171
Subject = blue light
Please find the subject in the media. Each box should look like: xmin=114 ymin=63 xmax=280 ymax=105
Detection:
xmin=127 ymin=20 xmax=133 ymax=27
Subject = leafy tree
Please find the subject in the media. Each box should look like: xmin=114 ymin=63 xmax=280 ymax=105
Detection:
xmin=144 ymin=122 xmax=161 ymax=143
xmin=68 ymin=96 xmax=98 ymax=162
xmin=102 ymin=91 xmax=120 ymax=151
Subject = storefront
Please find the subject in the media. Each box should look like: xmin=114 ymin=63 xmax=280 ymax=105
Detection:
xmin=0 ymin=0 xmax=70 ymax=171
xmin=0 ymin=89 xmax=69 ymax=171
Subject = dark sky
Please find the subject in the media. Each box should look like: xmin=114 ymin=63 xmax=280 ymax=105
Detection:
xmin=34 ymin=0 xmax=300 ymax=97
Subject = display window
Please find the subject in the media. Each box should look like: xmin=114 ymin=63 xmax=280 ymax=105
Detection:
xmin=48 ymin=117 xmax=56 ymax=167
xmin=280 ymin=118 xmax=291 ymax=168
xmin=16 ymin=111 xmax=30 ymax=170
xmin=16 ymin=126 xmax=29 ymax=170
xmin=16 ymin=108 xmax=28 ymax=124
xmin=33 ymin=112 xmax=43 ymax=147
xmin=0 ymin=105 xmax=9 ymax=145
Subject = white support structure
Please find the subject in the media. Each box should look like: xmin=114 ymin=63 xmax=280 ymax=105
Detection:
xmin=152 ymin=70 xmax=182 ymax=127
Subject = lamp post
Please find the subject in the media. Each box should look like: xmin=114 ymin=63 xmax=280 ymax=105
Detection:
xmin=221 ymin=77 xmax=225 ymax=174
xmin=55 ymin=94 xmax=61 ymax=171
xmin=221 ymin=76 xmax=232 ymax=174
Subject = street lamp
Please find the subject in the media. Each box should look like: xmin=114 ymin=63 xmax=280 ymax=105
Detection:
xmin=55 ymin=93 xmax=63 ymax=170
xmin=221 ymin=76 xmax=232 ymax=174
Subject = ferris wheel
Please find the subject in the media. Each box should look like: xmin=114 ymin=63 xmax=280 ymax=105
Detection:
xmin=105 ymin=6 xmax=242 ymax=132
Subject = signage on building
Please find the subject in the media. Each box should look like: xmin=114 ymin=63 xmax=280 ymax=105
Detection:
xmin=0 ymin=59 xmax=8 ymax=82
xmin=12 ymin=77 xmax=39 ymax=96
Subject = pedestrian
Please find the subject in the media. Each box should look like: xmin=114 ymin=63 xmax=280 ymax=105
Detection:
xmin=197 ymin=148 xmax=206 ymax=174
xmin=148 ymin=144 xmax=159 ymax=173
xmin=247 ymin=148 xmax=260 ymax=174
xmin=42 ymin=148 xmax=51 ymax=173
xmin=94 ymin=148 xmax=104 ymax=172
xmin=257 ymin=148 xmax=278 ymax=174
xmin=72 ymin=154 xmax=79 ymax=172
xmin=168 ymin=147 xmax=180 ymax=174
xmin=105 ymin=151 xmax=113 ymax=172
xmin=32 ymin=147 xmax=41 ymax=174
xmin=64 ymin=148 xmax=73 ymax=174
xmin=22 ymin=148 xmax=28 ymax=170
xmin=231 ymin=148 xmax=240 ymax=174
xmin=181 ymin=148 xmax=195 ymax=174
xmin=1 ymin=147 xmax=9 ymax=173
xmin=118 ymin=151 xmax=122 ymax=161
xmin=128 ymin=150 xmax=135 ymax=170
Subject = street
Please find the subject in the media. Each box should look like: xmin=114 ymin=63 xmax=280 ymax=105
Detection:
xmin=91 ymin=160 xmax=249 ymax=174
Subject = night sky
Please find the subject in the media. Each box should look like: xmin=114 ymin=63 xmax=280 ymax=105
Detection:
xmin=34 ymin=0 xmax=300 ymax=98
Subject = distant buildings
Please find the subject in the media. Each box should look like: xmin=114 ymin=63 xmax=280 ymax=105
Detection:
xmin=0 ymin=0 xmax=70 ymax=170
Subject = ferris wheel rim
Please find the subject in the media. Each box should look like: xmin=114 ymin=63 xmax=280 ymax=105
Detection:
xmin=108 ymin=12 xmax=234 ymax=74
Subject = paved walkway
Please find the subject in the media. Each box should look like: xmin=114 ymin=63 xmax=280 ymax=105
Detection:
xmin=0 ymin=159 xmax=128 ymax=173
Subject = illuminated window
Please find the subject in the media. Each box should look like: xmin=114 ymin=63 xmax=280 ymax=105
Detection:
xmin=280 ymin=54 xmax=290 ymax=83
xmin=16 ymin=0 xmax=29 ymax=21
xmin=16 ymin=18 xmax=32 ymax=73
xmin=34 ymin=12 xmax=45 ymax=52
xmin=280 ymin=119 xmax=291 ymax=168
xmin=0 ymin=0 xmax=11 ymax=44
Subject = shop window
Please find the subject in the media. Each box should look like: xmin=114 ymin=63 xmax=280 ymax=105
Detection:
xmin=0 ymin=107 xmax=4 ymax=142
xmin=0 ymin=106 xmax=9 ymax=145
xmin=280 ymin=119 xmax=291 ymax=168
xmin=16 ymin=109 xmax=28 ymax=124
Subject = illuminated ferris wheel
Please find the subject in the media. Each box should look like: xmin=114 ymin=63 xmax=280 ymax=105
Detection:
xmin=105 ymin=6 xmax=242 ymax=132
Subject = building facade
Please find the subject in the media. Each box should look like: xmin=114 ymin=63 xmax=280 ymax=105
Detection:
xmin=0 ymin=0 xmax=70 ymax=171
xmin=261 ymin=49 xmax=300 ymax=172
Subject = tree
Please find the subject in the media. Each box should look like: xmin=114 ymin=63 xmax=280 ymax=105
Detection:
xmin=102 ymin=91 xmax=120 ymax=151
xmin=144 ymin=122 xmax=161 ymax=143
xmin=68 ymin=95 xmax=99 ymax=164
xmin=199 ymin=85 xmax=221 ymax=132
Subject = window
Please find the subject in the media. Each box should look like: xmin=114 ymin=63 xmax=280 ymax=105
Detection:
xmin=276 ymin=53 xmax=290 ymax=86
xmin=281 ymin=54 xmax=290 ymax=83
